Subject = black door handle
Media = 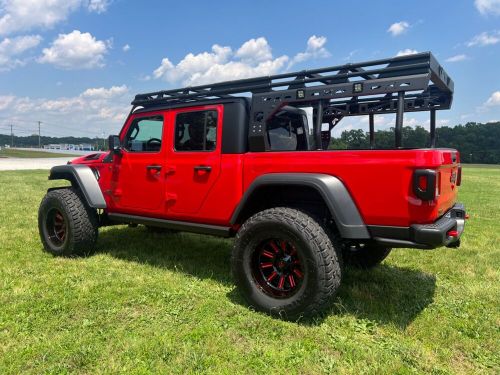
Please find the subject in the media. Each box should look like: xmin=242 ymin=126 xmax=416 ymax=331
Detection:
xmin=146 ymin=165 xmax=162 ymax=171
xmin=194 ymin=165 xmax=212 ymax=172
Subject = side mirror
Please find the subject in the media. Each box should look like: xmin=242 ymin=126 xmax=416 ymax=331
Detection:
xmin=108 ymin=135 xmax=121 ymax=153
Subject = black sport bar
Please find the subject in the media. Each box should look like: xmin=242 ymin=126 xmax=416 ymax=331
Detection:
xmin=395 ymin=91 xmax=404 ymax=148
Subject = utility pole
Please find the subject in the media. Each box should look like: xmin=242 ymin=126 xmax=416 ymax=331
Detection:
xmin=37 ymin=121 xmax=42 ymax=149
xmin=10 ymin=124 xmax=13 ymax=147
xmin=102 ymin=131 xmax=106 ymax=150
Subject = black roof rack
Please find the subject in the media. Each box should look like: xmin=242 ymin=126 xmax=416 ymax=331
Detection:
xmin=132 ymin=52 xmax=453 ymax=151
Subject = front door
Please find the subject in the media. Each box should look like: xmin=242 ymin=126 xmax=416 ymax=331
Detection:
xmin=165 ymin=105 xmax=222 ymax=216
xmin=111 ymin=111 xmax=166 ymax=215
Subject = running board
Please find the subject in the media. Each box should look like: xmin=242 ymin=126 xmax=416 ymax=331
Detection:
xmin=108 ymin=213 xmax=232 ymax=237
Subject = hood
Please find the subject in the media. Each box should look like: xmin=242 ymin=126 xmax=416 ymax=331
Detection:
xmin=68 ymin=152 xmax=109 ymax=165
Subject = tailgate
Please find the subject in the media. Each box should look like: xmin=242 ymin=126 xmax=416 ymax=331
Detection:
xmin=436 ymin=150 xmax=461 ymax=217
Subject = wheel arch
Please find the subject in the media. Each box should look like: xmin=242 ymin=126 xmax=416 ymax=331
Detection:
xmin=230 ymin=173 xmax=370 ymax=239
xmin=48 ymin=165 xmax=106 ymax=209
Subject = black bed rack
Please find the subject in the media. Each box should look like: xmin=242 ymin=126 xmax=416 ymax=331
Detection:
xmin=132 ymin=52 xmax=453 ymax=151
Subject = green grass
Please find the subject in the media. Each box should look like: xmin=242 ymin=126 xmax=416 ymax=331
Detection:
xmin=0 ymin=167 xmax=498 ymax=374
xmin=0 ymin=148 xmax=79 ymax=158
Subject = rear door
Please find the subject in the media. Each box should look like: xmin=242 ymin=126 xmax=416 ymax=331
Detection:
xmin=165 ymin=105 xmax=222 ymax=216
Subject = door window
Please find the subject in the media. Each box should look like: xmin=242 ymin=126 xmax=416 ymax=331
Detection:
xmin=174 ymin=110 xmax=218 ymax=151
xmin=124 ymin=115 xmax=163 ymax=152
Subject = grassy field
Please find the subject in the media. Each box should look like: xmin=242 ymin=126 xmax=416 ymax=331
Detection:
xmin=0 ymin=168 xmax=498 ymax=374
xmin=0 ymin=148 xmax=79 ymax=158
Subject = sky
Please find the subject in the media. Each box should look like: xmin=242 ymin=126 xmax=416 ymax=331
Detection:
xmin=0 ymin=0 xmax=499 ymax=139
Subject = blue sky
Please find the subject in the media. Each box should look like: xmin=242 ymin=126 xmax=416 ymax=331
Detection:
xmin=0 ymin=0 xmax=499 ymax=138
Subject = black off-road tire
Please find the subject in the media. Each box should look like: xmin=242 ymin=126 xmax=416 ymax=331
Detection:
xmin=343 ymin=245 xmax=391 ymax=269
xmin=38 ymin=188 xmax=99 ymax=256
xmin=232 ymin=207 xmax=342 ymax=320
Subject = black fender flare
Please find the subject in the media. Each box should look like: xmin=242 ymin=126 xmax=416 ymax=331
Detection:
xmin=230 ymin=173 xmax=370 ymax=239
xmin=48 ymin=165 xmax=106 ymax=209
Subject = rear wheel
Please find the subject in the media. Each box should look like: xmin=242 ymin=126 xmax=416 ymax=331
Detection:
xmin=232 ymin=207 xmax=342 ymax=320
xmin=38 ymin=188 xmax=98 ymax=256
xmin=343 ymin=244 xmax=391 ymax=269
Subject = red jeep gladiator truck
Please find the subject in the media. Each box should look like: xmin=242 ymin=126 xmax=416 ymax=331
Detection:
xmin=38 ymin=52 xmax=466 ymax=319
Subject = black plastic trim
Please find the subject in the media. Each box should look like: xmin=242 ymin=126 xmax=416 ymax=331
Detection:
xmin=368 ymin=225 xmax=410 ymax=240
xmin=108 ymin=213 xmax=231 ymax=237
xmin=372 ymin=238 xmax=432 ymax=249
xmin=411 ymin=203 xmax=465 ymax=247
xmin=230 ymin=173 xmax=370 ymax=239
xmin=221 ymin=99 xmax=249 ymax=154
xmin=370 ymin=203 xmax=466 ymax=249
xmin=413 ymin=169 xmax=437 ymax=201
xmin=49 ymin=165 xmax=106 ymax=209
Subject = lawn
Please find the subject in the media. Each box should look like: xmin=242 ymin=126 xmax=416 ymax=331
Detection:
xmin=0 ymin=148 xmax=79 ymax=158
xmin=0 ymin=167 xmax=498 ymax=374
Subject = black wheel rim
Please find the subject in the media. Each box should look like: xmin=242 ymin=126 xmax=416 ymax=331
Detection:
xmin=45 ymin=208 xmax=67 ymax=247
xmin=251 ymin=238 xmax=304 ymax=298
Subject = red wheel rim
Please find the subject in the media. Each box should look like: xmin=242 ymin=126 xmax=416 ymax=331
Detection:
xmin=45 ymin=208 xmax=67 ymax=247
xmin=251 ymin=238 xmax=304 ymax=298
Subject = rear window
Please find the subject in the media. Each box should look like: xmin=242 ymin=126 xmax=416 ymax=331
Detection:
xmin=174 ymin=110 xmax=218 ymax=151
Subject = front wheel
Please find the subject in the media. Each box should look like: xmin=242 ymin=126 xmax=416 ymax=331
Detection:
xmin=231 ymin=207 xmax=342 ymax=320
xmin=38 ymin=188 xmax=99 ymax=256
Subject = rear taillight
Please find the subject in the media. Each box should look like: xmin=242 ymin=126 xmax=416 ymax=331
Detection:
xmin=456 ymin=166 xmax=462 ymax=186
xmin=413 ymin=169 xmax=437 ymax=201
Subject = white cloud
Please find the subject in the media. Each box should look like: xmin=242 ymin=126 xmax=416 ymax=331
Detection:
xmin=87 ymin=0 xmax=111 ymax=14
xmin=467 ymin=31 xmax=500 ymax=46
xmin=122 ymin=43 xmax=130 ymax=52
xmin=38 ymin=30 xmax=108 ymax=69
xmin=81 ymin=85 xmax=128 ymax=99
xmin=153 ymin=43 xmax=233 ymax=84
xmin=235 ymin=37 xmax=272 ymax=63
xmin=396 ymin=48 xmax=418 ymax=57
xmin=0 ymin=34 xmax=41 ymax=71
xmin=0 ymin=0 xmax=105 ymax=35
xmin=0 ymin=0 xmax=79 ymax=35
xmin=153 ymin=36 xmax=330 ymax=86
xmin=0 ymin=0 xmax=106 ymax=36
xmin=485 ymin=91 xmax=500 ymax=106
xmin=0 ymin=85 xmax=130 ymax=136
xmin=289 ymin=35 xmax=330 ymax=66
xmin=388 ymin=21 xmax=410 ymax=36
xmin=475 ymin=0 xmax=500 ymax=15
xmin=445 ymin=54 xmax=468 ymax=62
xmin=0 ymin=95 xmax=15 ymax=110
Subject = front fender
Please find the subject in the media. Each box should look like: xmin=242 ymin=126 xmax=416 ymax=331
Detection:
xmin=49 ymin=164 xmax=106 ymax=209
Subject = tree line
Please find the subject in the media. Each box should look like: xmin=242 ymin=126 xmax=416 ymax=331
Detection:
xmin=330 ymin=121 xmax=500 ymax=164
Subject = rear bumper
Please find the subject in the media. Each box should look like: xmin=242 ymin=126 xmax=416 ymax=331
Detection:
xmin=369 ymin=203 xmax=466 ymax=249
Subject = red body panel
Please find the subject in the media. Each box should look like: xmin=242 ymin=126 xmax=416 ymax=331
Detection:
xmin=71 ymin=107 xmax=461 ymax=230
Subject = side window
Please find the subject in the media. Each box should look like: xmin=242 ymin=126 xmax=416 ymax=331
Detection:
xmin=175 ymin=110 xmax=217 ymax=151
xmin=124 ymin=115 xmax=163 ymax=152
